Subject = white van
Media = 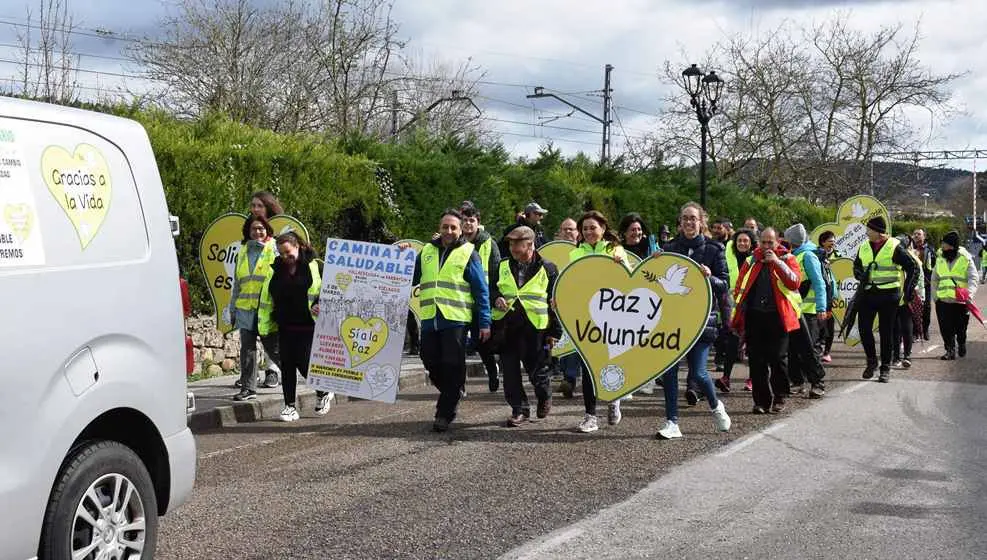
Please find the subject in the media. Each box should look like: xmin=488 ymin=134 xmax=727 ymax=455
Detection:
xmin=0 ymin=97 xmax=196 ymax=559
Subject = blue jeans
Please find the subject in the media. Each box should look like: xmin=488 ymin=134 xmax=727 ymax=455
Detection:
xmin=661 ymin=342 xmax=718 ymax=422
xmin=560 ymin=353 xmax=582 ymax=383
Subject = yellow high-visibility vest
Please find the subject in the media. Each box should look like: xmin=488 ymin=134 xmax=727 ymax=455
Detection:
xmin=569 ymin=241 xmax=631 ymax=270
xmin=935 ymin=248 xmax=971 ymax=303
xmin=477 ymin=237 xmax=493 ymax=276
xmin=234 ymin=240 xmax=278 ymax=311
xmin=491 ymin=260 xmax=549 ymax=329
xmin=419 ymin=242 xmax=475 ymax=323
xmin=795 ymin=252 xmax=817 ymax=315
xmin=858 ymin=237 xmax=901 ymax=291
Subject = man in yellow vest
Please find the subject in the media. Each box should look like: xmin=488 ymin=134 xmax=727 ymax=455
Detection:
xmin=460 ymin=203 xmax=502 ymax=393
xmin=413 ymin=209 xmax=491 ymax=432
xmin=784 ymin=224 xmax=827 ymax=398
xmin=854 ymin=216 xmax=918 ymax=382
xmin=491 ymin=226 xmax=563 ymax=426
xmin=932 ymin=230 xmax=979 ymax=360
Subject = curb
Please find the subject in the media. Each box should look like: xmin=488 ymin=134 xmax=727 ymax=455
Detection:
xmin=187 ymin=362 xmax=485 ymax=433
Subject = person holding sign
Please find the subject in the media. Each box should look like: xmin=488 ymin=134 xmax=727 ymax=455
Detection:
xmin=854 ymin=217 xmax=918 ymax=382
xmin=414 ymin=209 xmax=491 ymax=433
xmin=461 ymin=203 xmax=503 ymax=393
xmin=491 ymin=226 xmax=563 ymax=426
xmin=732 ymin=228 xmax=803 ymax=414
xmin=569 ymin=210 xmax=631 ymax=433
xmin=932 ymin=231 xmax=978 ymax=361
xmin=655 ymin=202 xmax=732 ymax=439
xmin=230 ymin=216 xmax=282 ymax=400
xmin=258 ymin=232 xmax=334 ymax=422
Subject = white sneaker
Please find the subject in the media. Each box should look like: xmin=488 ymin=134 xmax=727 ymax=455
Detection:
xmin=315 ymin=392 xmax=334 ymax=416
xmin=638 ymin=384 xmax=654 ymax=395
xmin=712 ymin=400 xmax=731 ymax=432
xmin=656 ymin=420 xmax=682 ymax=440
xmin=577 ymin=414 xmax=599 ymax=433
xmin=623 ymin=393 xmax=633 ymax=401
xmin=280 ymin=405 xmax=300 ymax=422
xmin=607 ymin=401 xmax=622 ymax=425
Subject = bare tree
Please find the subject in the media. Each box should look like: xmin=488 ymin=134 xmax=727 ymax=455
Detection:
xmin=392 ymin=52 xmax=486 ymax=139
xmin=645 ymin=14 xmax=963 ymax=202
xmin=13 ymin=0 xmax=80 ymax=103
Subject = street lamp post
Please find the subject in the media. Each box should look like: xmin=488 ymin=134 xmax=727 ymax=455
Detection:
xmin=682 ymin=64 xmax=724 ymax=208
xmin=922 ymin=192 xmax=931 ymax=213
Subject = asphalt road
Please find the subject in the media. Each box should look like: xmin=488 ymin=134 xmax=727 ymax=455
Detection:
xmin=158 ymin=296 xmax=987 ymax=560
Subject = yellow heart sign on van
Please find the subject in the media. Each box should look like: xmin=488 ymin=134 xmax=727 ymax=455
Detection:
xmin=341 ymin=316 xmax=389 ymax=367
xmin=41 ymin=144 xmax=112 ymax=249
xmin=394 ymin=239 xmax=425 ymax=322
xmin=810 ymin=195 xmax=890 ymax=260
xmin=537 ymin=240 xmax=643 ymax=358
xmin=3 ymin=203 xmax=34 ymax=242
xmin=554 ymin=253 xmax=711 ymax=402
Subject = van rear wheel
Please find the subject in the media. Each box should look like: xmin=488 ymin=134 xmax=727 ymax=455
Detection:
xmin=40 ymin=440 xmax=158 ymax=560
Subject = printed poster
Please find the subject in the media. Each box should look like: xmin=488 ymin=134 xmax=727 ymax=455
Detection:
xmin=308 ymin=238 xmax=416 ymax=404
xmin=810 ymin=195 xmax=890 ymax=260
xmin=0 ymin=121 xmax=44 ymax=267
xmin=553 ymin=253 xmax=711 ymax=402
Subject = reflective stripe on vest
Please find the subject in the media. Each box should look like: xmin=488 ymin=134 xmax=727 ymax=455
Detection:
xmin=420 ymin=242 xmax=475 ymax=323
xmin=725 ymin=241 xmax=740 ymax=291
xmin=858 ymin=237 xmax=901 ymax=290
xmin=935 ymin=249 xmax=969 ymax=302
xmin=490 ymin=260 xmax=549 ymax=328
xmin=732 ymin=255 xmax=803 ymax=322
xmin=234 ymin=240 xmax=278 ymax=311
xmin=477 ymin=238 xmax=493 ymax=276
xmin=795 ymin=252 xmax=817 ymax=315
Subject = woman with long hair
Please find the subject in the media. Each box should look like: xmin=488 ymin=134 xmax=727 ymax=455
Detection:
xmin=655 ymin=202 xmax=732 ymax=439
xmin=250 ymin=190 xmax=284 ymax=219
xmin=569 ymin=210 xmax=631 ymax=433
xmin=618 ymin=212 xmax=656 ymax=261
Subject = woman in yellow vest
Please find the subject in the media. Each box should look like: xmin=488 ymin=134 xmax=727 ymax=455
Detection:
xmin=569 ymin=210 xmax=631 ymax=434
xmin=715 ymin=228 xmax=755 ymax=393
xmin=229 ymin=216 xmax=281 ymax=400
xmin=257 ymin=232 xmax=333 ymax=422
xmin=932 ymin=231 xmax=979 ymax=360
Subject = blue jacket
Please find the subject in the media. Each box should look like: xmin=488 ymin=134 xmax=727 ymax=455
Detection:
xmin=412 ymin=238 xmax=491 ymax=333
xmin=793 ymin=241 xmax=826 ymax=313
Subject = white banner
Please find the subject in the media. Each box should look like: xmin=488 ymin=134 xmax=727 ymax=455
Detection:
xmin=307 ymin=238 xmax=416 ymax=404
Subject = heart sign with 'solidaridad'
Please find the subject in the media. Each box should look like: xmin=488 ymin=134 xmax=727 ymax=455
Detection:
xmin=341 ymin=316 xmax=389 ymax=367
xmin=553 ymin=253 xmax=711 ymax=402
xmin=41 ymin=144 xmax=112 ymax=249
xmin=829 ymin=256 xmax=876 ymax=347
xmin=537 ymin=240 xmax=644 ymax=358
xmin=809 ymin=195 xmax=890 ymax=260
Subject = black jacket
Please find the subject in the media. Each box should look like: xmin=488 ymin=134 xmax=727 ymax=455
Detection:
xmin=662 ymin=234 xmax=730 ymax=342
xmin=489 ymin=252 xmax=563 ymax=339
xmin=268 ymin=247 xmax=318 ymax=329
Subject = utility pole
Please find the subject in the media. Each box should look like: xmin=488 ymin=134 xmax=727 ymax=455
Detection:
xmin=390 ymin=90 xmax=399 ymax=137
xmin=526 ymin=64 xmax=614 ymax=163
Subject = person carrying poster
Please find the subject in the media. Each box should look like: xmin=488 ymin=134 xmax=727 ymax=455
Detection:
xmin=414 ymin=209 xmax=491 ymax=432
xmin=732 ymin=228 xmax=803 ymax=415
xmin=491 ymin=226 xmax=563 ymax=427
xmin=655 ymin=202 xmax=732 ymax=439
xmin=853 ymin=216 xmax=918 ymax=383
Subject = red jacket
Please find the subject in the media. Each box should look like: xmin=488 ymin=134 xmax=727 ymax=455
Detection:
xmin=732 ymin=245 xmax=802 ymax=333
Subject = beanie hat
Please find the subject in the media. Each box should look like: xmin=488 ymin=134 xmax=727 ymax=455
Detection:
xmin=942 ymin=230 xmax=960 ymax=248
xmin=866 ymin=216 xmax=887 ymax=234
xmin=784 ymin=223 xmax=807 ymax=247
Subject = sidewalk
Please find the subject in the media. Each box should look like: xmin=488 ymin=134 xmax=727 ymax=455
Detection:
xmin=186 ymin=355 xmax=487 ymax=432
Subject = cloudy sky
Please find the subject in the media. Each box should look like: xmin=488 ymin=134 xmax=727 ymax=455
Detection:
xmin=1 ymin=0 xmax=985 ymax=170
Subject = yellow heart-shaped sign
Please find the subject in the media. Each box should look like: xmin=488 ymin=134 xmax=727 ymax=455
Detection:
xmin=269 ymin=215 xmax=310 ymax=243
xmin=538 ymin=240 xmax=643 ymax=357
xmin=810 ymin=195 xmax=890 ymax=260
xmin=335 ymin=272 xmax=354 ymax=293
xmin=199 ymin=213 xmax=247 ymax=334
xmin=394 ymin=239 xmax=425 ymax=323
xmin=41 ymin=144 xmax=112 ymax=249
xmin=341 ymin=316 xmax=389 ymax=367
xmin=3 ymin=203 xmax=34 ymax=242
xmin=829 ymin=256 xmax=877 ymax=347
xmin=554 ymin=253 xmax=711 ymax=402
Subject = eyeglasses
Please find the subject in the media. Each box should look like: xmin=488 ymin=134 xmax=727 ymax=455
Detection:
xmin=681 ymin=215 xmax=701 ymax=223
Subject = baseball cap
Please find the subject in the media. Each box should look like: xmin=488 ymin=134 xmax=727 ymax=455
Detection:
xmin=524 ymin=202 xmax=548 ymax=215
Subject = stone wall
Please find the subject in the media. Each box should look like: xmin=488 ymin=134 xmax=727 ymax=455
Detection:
xmin=187 ymin=315 xmax=241 ymax=375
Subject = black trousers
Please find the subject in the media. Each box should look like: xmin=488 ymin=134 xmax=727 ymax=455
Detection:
xmin=892 ymin=304 xmax=914 ymax=361
xmin=479 ymin=347 xmax=499 ymax=381
xmin=720 ymin=331 xmax=741 ymax=380
xmin=858 ymin=291 xmax=899 ymax=370
xmin=746 ymin=309 xmax=790 ymax=409
xmin=922 ymin=274 xmax=933 ymax=338
xmin=501 ymin=324 xmax=551 ymax=415
xmin=816 ymin=315 xmax=835 ymax=355
xmin=422 ymin=326 xmax=467 ymax=421
xmin=788 ymin=314 xmax=825 ymax=386
xmin=936 ymin=301 xmax=970 ymax=353
xmin=405 ymin=311 xmax=420 ymax=353
xmin=279 ymin=327 xmax=325 ymax=406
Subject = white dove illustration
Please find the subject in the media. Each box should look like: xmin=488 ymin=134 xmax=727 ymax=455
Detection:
xmin=849 ymin=202 xmax=867 ymax=218
xmin=659 ymin=264 xmax=692 ymax=295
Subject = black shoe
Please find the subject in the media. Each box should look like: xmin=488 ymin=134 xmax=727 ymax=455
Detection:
xmin=560 ymin=379 xmax=575 ymax=399
xmin=408 ymin=346 xmax=419 ymax=356
xmin=878 ymin=369 xmax=890 ymax=383
xmin=941 ymin=351 xmax=956 ymax=361
xmin=233 ymin=378 xmax=242 ymax=388
xmin=263 ymin=372 xmax=280 ymax=388
xmin=432 ymin=417 xmax=451 ymax=432
xmin=488 ymin=376 xmax=499 ymax=393
xmin=752 ymin=406 xmax=767 ymax=415
xmin=233 ymin=389 xmax=256 ymax=401
xmin=521 ymin=408 xmax=531 ymax=422
xmin=790 ymin=384 xmax=805 ymax=395
xmin=809 ymin=384 xmax=826 ymax=399
xmin=958 ymin=343 xmax=967 ymax=358
xmin=685 ymin=389 xmax=699 ymax=406
xmin=923 ymin=333 xmax=931 ymax=341
xmin=537 ymin=399 xmax=552 ymax=419
xmin=862 ymin=364 xmax=876 ymax=379
xmin=901 ymin=357 xmax=912 ymax=369
xmin=506 ymin=413 xmax=526 ymax=427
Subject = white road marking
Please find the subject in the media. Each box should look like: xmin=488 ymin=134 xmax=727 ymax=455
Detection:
xmin=920 ymin=344 xmax=940 ymax=354
xmin=841 ymin=381 xmax=871 ymax=395
xmin=716 ymin=422 xmax=788 ymax=458
xmin=512 ymin=527 xmax=587 ymax=560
